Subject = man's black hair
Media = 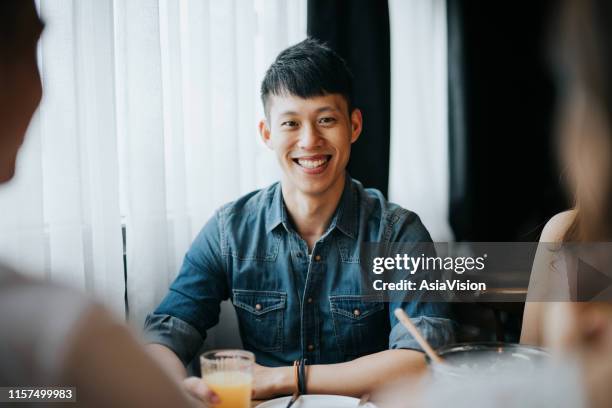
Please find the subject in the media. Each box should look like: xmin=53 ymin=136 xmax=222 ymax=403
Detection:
xmin=260 ymin=38 xmax=354 ymax=116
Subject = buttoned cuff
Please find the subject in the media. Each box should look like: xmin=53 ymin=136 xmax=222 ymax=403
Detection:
xmin=389 ymin=316 xmax=455 ymax=352
xmin=143 ymin=313 xmax=204 ymax=366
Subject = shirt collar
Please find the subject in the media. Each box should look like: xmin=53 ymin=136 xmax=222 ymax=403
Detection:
xmin=265 ymin=183 xmax=286 ymax=233
xmin=327 ymin=173 xmax=358 ymax=239
xmin=265 ymin=173 xmax=358 ymax=239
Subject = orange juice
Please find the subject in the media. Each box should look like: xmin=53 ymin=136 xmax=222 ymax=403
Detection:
xmin=203 ymin=371 xmax=252 ymax=408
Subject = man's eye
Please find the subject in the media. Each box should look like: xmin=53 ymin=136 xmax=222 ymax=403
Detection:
xmin=281 ymin=121 xmax=299 ymax=128
xmin=318 ymin=117 xmax=336 ymax=125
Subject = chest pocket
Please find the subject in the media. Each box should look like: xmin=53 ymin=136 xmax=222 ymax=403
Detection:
xmin=232 ymin=289 xmax=286 ymax=352
xmin=329 ymin=295 xmax=389 ymax=360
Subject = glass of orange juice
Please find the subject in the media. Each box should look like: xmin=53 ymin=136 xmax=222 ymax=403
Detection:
xmin=201 ymin=349 xmax=255 ymax=408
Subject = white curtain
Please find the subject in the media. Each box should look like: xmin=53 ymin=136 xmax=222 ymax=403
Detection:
xmin=388 ymin=0 xmax=454 ymax=242
xmin=0 ymin=0 xmax=306 ymax=327
xmin=0 ymin=0 xmax=125 ymax=318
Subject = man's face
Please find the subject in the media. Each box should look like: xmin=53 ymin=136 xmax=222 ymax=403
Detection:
xmin=0 ymin=1 xmax=43 ymax=183
xmin=259 ymin=93 xmax=362 ymax=196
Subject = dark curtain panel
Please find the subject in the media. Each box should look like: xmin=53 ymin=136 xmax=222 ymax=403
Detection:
xmin=447 ymin=0 xmax=471 ymax=242
xmin=447 ymin=0 xmax=568 ymax=343
xmin=308 ymin=0 xmax=391 ymax=196
xmin=447 ymin=1 xmax=567 ymax=242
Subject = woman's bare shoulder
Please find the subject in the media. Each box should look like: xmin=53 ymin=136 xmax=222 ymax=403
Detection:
xmin=539 ymin=209 xmax=577 ymax=243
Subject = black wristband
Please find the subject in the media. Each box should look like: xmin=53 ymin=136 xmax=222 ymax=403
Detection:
xmin=298 ymin=358 xmax=308 ymax=394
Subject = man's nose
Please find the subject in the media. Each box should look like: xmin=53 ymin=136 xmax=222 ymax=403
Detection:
xmin=297 ymin=124 xmax=323 ymax=149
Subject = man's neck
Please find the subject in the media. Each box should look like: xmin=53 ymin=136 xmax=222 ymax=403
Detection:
xmin=281 ymin=173 xmax=346 ymax=251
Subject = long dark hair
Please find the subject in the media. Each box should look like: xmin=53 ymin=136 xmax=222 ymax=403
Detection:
xmin=557 ymin=0 xmax=612 ymax=241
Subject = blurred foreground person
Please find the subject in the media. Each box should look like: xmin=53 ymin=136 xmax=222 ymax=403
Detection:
xmin=377 ymin=0 xmax=612 ymax=406
xmin=0 ymin=2 xmax=213 ymax=406
xmin=522 ymin=0 xmax=612 ymax=343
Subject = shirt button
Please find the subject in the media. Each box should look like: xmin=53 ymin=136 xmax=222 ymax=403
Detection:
xmin=353 ymin=308 xmax=361 ymax=317
xmin=307 ymin=344 xmax=314 ymax=352
xmin=255 ymin=303 xmax=262 ymax=311
xmin=314 ymin=255 xmax=321 ymax=261
xmin=307 ymin=297 xmax=313 ymax=304
xmin=296 ymin=252 xmax=302 ymax=257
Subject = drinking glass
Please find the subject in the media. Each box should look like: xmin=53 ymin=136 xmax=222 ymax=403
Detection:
xmin=201 ymin=349 xmax=255 ymax=408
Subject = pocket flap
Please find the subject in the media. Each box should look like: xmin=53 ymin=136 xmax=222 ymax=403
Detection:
xmin=232 ymin=289 xmax=286 ymax=315
xmin=329 ymin=294 xmax=385 ymax=320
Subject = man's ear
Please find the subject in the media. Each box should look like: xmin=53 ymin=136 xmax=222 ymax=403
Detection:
xmin=350 ymin=108 xmax=363 ymax=144
xmin=258 ymin=119 xmax=273 ymax=149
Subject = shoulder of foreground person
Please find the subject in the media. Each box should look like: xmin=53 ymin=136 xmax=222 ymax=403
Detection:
xmin=355 ymin=178 xmax=433 ymax=242
xmin=540 ymin=209 xmax=577 ymax=243
xmin=0 ymin=268 xmax=92 ymax=386
xmin=1 ymin=272 xmax=198 ymax=407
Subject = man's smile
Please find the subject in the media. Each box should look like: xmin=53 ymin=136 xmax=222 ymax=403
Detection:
xmin=291 ymin=154 xmax=333 ymax=174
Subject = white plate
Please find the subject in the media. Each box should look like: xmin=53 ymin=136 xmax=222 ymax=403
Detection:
xmin=256 ymin=394 xmax=378 ymax=408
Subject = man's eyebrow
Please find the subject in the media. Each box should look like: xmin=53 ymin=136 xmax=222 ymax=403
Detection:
xmin=278 ymin=111 xmax=299 ymax=117
xmin=278 ymin=106 xmax=339 ymax=117
xmin=315 ymin=106 xmax=339 ymax=113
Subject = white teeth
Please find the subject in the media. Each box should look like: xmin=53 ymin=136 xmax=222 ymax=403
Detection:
xmin=297 ymin=157 xmax=328 ymax=169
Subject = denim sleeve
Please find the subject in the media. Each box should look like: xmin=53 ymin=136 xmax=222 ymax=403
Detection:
xmin=389 ymin=315 xmax=456 ymax=351
xmin=387 ymin=209 xmax=456 ymax=351
xmin=143 ymin=211 xmax=229 ymax=364
xmin=143 ymin=313 xmax=204 ymax=365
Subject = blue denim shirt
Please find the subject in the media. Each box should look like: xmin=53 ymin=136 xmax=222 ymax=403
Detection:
xmin=144 ymin=175 xmax=454 ymax=367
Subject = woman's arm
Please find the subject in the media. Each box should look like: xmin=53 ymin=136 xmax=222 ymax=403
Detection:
xmin=521 ymin=210 xmax=576 ymax=345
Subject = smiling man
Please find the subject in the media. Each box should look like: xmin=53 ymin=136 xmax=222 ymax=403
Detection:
xmin=144 ymin=38 xmax=454 ymax=399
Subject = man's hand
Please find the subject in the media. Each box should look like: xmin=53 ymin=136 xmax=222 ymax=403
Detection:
xmin=182 ymin=376 xmax=220 ymax=406
xmin=252 ymin=363 xmax=294 ymax=400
